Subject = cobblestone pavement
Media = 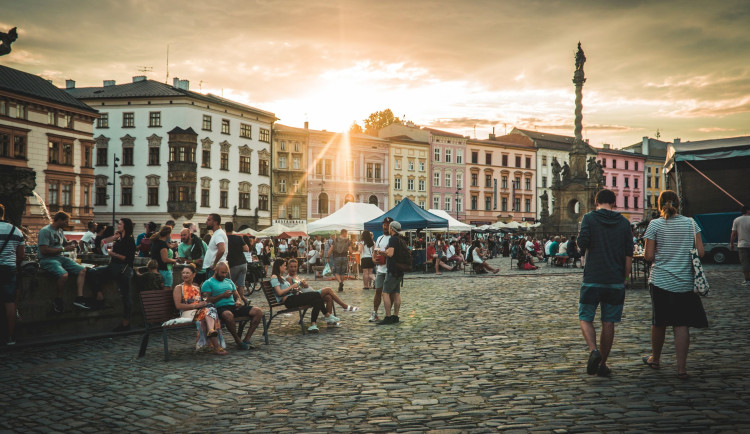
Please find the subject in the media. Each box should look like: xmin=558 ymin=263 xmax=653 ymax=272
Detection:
xmin=3 ymin=260 xmax=749 ymax=432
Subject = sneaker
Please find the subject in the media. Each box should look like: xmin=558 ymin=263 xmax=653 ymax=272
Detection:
xmin=6 ymin=339 xmax=15 ymax=346
xmin=338 ymin=282 xmax=344 ymax=292
xmin=73 ymin=297 xmax=92 ymax=310
xmin=368 ymin=311 xmax=379 ymax=322
xmin=742 ymin=280 xmax=750 ymax=285
xmin=392 ymin=315 xmax=399 ymax=323
xmin=325 ymin=315 xmax=340 ymax=323
xmin=52 ymin=298 xmax=64 ymax=314
xmin=597 ymin=364 xmax=612 ymax=377
xmin=587 ymin=349 xmax=602 ymax=375
xmin=377 ymin=316 xmax=394 ymax=325
xmin=307 ymin=324 xmax=319 ymax=332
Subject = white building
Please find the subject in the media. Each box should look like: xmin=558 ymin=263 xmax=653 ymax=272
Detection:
xmin=67 ymin=76 xmax=277 ymax=230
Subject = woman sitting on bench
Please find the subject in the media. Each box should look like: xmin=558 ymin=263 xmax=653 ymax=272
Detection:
xmin=516 ymin=240 xmax=539 ymax=270
xmin=270 ymin=259 xmax=340 ymax=332
xmin=470 ymin=240 xmax=500 ymax=274
xmin=173 ymin=264 xmax=227 ymax=355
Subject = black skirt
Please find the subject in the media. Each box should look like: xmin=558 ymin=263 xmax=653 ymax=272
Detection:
xmin=650 ymin=284 xmax=708 ymax=328
xmin=360 ymin=257 xmax=374 ymax=269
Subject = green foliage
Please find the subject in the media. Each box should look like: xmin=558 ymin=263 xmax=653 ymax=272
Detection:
xmin=349 ymin=122 xmax=364 ymax=134
xmin=362 ymin=109 xmax=402 ymax=136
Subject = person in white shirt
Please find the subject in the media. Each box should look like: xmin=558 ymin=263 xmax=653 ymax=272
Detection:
xmin=730 ymin=205 xmax=750 ymax=284
xmin=446 ymin=241 xmax=464 ymax=265
xmin=370 ymin=218 xmax=392 ymax=322
xmin=80 ymin=221 xmax=97 ymax=251
xmin=469 ymin=240 xmax=499 ymax=274
xmin=525 ymin=239 xmax=535 ymax=254
xmin=559 ymin=238 xmax=569 ymax=255
xmin=203 ymin=213 xmax=228 ymax=279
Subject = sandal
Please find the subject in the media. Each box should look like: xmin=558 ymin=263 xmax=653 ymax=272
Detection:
xmin=213 ymin=348 xmax=229 ymax=356
xmin=345 ymin=306 xmax=359 ymax=312
xmin=642 ymin=356 xmax=660 ymax=369
xmin=207 ymin=330 xmax=219 ymax=338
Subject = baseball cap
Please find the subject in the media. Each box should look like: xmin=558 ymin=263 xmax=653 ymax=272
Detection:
xmin=383 ymin=217 xmax=394 ymax=223
xmin=389 ymin=221 xmax=401 ymax=232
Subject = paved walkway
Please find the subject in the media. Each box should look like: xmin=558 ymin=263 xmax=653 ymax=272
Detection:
xmin=3 ymin=261 xmax=749 ymax=432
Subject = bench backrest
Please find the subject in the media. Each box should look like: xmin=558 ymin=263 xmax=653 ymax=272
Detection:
xmin=261 ymin=280 xmax=285 ymax=308
xmin=140 ymin=289 xmax=178 ymax=325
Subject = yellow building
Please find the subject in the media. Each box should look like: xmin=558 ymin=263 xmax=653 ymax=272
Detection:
xmin=383 ymin=135 xmax=430 ymax=209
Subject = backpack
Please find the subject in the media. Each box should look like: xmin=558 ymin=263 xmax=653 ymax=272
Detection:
xmin=392 ymin=235 xmax=412 ymax=272
xmin=333 ymin=238 xmax=349 ymax=257
xmin=139 ymin=233 xmax=153 ymax=254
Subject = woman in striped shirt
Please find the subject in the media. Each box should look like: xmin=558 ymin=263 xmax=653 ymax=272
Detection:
xmin=643 ymin=190 xmax=708 ymax=380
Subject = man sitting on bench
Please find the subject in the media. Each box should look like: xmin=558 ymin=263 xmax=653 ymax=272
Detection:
xmin=201 ymin=261 xmax=263 ymax=350
xmin=287 ymin=258 xmax=357 ymax=314
xmin=469 ymin=240 xmax=499 ymax=274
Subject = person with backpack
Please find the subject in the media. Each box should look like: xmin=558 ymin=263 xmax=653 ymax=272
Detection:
xmin=177 ymin=228 xmax=208 ymax=284
xmin=328 ymin=229 xmax=351 ymax=292
xmin=378 ymin=220 xmax=411 ymax=325
xmin=137 ymin=221 xmax=157 ymax=257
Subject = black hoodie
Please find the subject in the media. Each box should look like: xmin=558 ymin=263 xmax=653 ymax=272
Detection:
xmin=577 ymin=208 xmax=634 ymax=285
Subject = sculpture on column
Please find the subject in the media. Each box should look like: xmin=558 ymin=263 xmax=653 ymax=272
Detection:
xmin=561 ymin=162 xmax=571 ymax=182
xmin=539 ymin=190 xmax=550 ymax=223
xmin=0 ymin=27 xmax=18 ymax=56
xmin=551 ymin=157 xmax=562 ymax=187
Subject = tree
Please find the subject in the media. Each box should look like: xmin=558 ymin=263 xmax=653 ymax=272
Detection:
xmin=363 ymin=109 xmax=401 ymax=136
xmin=349 ymin=122 xmax=364 ymax=134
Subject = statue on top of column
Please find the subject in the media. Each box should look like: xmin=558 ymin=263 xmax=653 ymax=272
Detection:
xmin=0 ymin=27 xmax=18 ymax=56
xmin=575 ymin=42 xmax=586 ymax=72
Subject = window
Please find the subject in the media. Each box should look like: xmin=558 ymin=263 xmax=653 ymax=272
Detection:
xmin=502 ymin=155 xmax=508 ymax=166
xmin=485 ymin=174 xmax=492 ymax=188
xmin=602 ymin=158 xmax=606 ymax=168
xmin=294 ymin=142 xmax=300 ymax=152
xmin=407 ymin=178 xmax=414 ymax=191
xmin=201 ymin=149 xmax=210 ymax=168
xmin=655 ymin=173 xmax=660 ymax=189
xmin=624 ymin=196 xmax=629 ymax=209
xmin=502 ymin=176 xmax=507 ymax=189
xmin=169 ymin=144 xmax=195 ymax=163
xmin=501 ymin=197 xmax=508 ymax=212
xmin=471 ymin=151 xmax=478 ymax=164
xmin=515 ymin=156 xmax=521 ymax=167
xmin=445 ymin=149 xmax=452 ymax=163
xmin=456 ymin=173 xmax=463 ymax=189
xmin=278 ymin=205 xmax=287 ymax=219
xmin=374 ymin=164 xmax=381 ymax=179
xmin=293 ymin=156 xmax=300 ymax=170
xmin=612 ymin=159 xmax=617 ymax=169
xmin=419 ymin=161 xmax=425 ymax=171
xmin=484 ymin=195 xmax=491 ymax=211
xmin=219 ymin=190 xmax=228 ymax=208
xmin=419 ymin=200 xmax=425 ymax=209
xmin=625 ymin=161 xmax=629 ymax=170
xmin=444 ymin=196 xmax=451 ymax=212
xmin=15 ymin=103 xmax=26 ymax=119
xmin=525 ymin=199 xmax=531 ymax=213
xmin=292 ymin=180 xmax=299 ymax=192
xmin=259 ymin=159 xmax=269 ymax=176
xmin=635 ymin=162 xmax=639 ymax=171
xmin=278 ymin=156 xmax=287 ymax=169
xmin=433 ymin=196 xmax=440 ymax=209
xmin=395 ymin=177 xmax=401 ymax=190
xmin=82 ymin=145 xmax=91 ymax=167
xmin=325 ymin=159 xmax=332 ymax=177
xmin=542 ymin=176 xmax=547 ymax=188
xmin=0 ymin=128 xmax=27 ymax=159
xmin=345 ymin=160 xmax=354 ymax=178
xmin=525 ymin=178 xmax=531 ymax=190
xmin=624 ymin=177 xmax=629 ymax=188
xmin=279 ymin=179 xmax=287 ymax=193
xmin=318 ymin=193 xmax=329 ymax=214
xmin=647 ymin=194 xmax=652 ymax=208
xmin=168 ymin=185 xmax=195 ymax=203
xmin=258 ymin=193 xmax=269 ymax=211
xmin=149 ymin=112 xmax=161 ymax=127
xmin=122 ymin=112 xmax=134 ymax=128
xmin=259 ymin=128 xmax=270 ymax=143
xmin=542 ymin=156 xmax=547 ymax=166
xmin=149 ymin=147 xmax=160 ymax=165
xmin=471 ymin=173 xmax=478 ymax=187
xmin=434 ymin=148 xmax=440 ymax=162
xmin=122 ymin=147 xmax=134 ymax=166
xmin=514 ymin=177 xmax=521 ymax=189
xmin=60 ymin=183 xmax=71 ymax=206
xmin=514 ymin=198 xmax=521 ymax=212
xmin=433 ymin=171 xmax=440 ymax=187
xmin=239 ymin=156 xmax=251 ymax=173
xmin=456 ymin=150 xmax=463 ymax=164
xmin=240 ymin=124 xmax=252 ymax=138
xmin=48 ymin=141 xmax=59 ymax=164
xmin=471 ymin=195 xmax=478 ymax=210
xmin=418 ymin=179 xmax=425 ymax=191
xmin=97 ymin=113 xmax=109 ymax=128
xmin=83 ymin=185 xmax=91 ymax=209
xmin=48 ymin=111 xmax=57 ymax=126
xmin=220 ymin=152 xmax=229 ymax=170
xmin=221 ymin=119 xmax=230 ymax=134
xmin=63 ymin=114 xmax=73 ymax=128
xmin=445 ymin=172 xmax=452 ymax=188
xmin=634 ymin=178 xmax=639 ymax=189
xmin=408 ymin=160 xmax=414 ymax=171
xmin=121 ymin=187 xmax=132 ymax=206
xmin=239 ymin=192 xmax=250 ymax=209
xmin=147 ymin=187 xmax=158 ymax=206
xmin=395 ymin=158 xmax=401 ymax=170
xmin=201 ymin=188 xmax=210 ymax=207
xmin=485 ymin=153 xmax=492 ymax=165
xmin=96 ymin=186 xmax=107 ymax=206
xmin=202 ymin=115 xmax=212 ymax=131
xmin=634 ymin=197 xmax=639 ymax=209
xmin=612 ymin=176 xmax=617 ymax=187
xmin=61 ymin=143 xmax=72 ymax=166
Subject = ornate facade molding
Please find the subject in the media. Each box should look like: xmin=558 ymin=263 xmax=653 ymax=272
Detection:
xmin=200 ymin=176 xmax=212 ymax=188
xmin=95 ymin=134 xmax=109 ymax=148
xmin=95 ymin=175 xmax=109 ymax=187
xmin=146 ymin=175 xmax=161 ymax=187
xmin=220 ymin=140 xmax=231 ymax=153
xmin=121 ymin=134 xmax=135 ymax=147
xmin=201 ymin=137 xmax=213 ymax=150
xmin=238 ymin=181 xmax=252 ymax=193
xmin=258 ymin=184 xmax=270 ymax=195
xmin=147 ymin=134 xmax=162 ymax=148
xmin=120 ymin=174 xmax=134 ymax=187
xmin=257 ymin=148 xmax=270 ymax=160
xmin=219 ymin=179 xmax=230 ymax=190
xmin=238 ymin=145 xmax=253 ymax=157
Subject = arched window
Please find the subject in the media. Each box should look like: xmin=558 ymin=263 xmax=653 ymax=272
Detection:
xmin=318 ymin=192 xmax=329 ymax=214
xmin=369 ymin=195 xmax=378 ymax=206
xmin=344 ymin=194 xmax=354 ymax=204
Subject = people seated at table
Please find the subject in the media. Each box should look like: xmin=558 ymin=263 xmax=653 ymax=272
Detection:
xmin=270 ymin=259 xmax=339 ymax=332
xmin=469 ymin=240 xmax=500 ymax=274
xmin=567 ymin=235 xmax=582 ymax=268
xmin=446 ymin=240 xmax=464 ymax=266
xmin=287 ymin=259 xmax=357 ymax=313
xmin=173 ymin=264 xmax=226 ymax=355
xmin=201 ymin=261 xmax=263 ymax=350
xmin=426 ymin=241 xmax=454 ymax=274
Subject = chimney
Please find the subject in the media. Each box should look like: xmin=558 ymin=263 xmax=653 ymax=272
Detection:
xmin=179 ymin=79 xmax=189 ymax=90
xmin=304 ymin=121 xmax=309 ymax=129
xmin=132 ymin=75 xmax=146 ymax=83
xmin=65 ymin=79 xmax=75 ymax=89
xmin=602 ymin=144 xmax=611 ymax=149
xmin=673 ymin=138 xmax=681 ymax=144
xmin=489 ymin=126 xmax=496 ymax=140
xmin=173 ymin=77 xmax=180 ymax=88
xmin=642 ymin=136 xmax=649 ymax=156
xmin=103 ymin=80 xmax=116 ymax=87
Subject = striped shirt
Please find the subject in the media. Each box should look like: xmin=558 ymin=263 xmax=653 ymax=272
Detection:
xmin=644 ymin=215 xmax=699 ymax=293
xmin=0 ymin=222 xmax=25 ymax=269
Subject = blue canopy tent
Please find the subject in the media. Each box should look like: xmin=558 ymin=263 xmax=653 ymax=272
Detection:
xmin=364 ymin=197 xmax=449 ymax=232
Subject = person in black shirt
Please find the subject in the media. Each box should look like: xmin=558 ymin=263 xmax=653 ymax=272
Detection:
xmin=225 ymin=222 xmax=250 ymax=300
xmin=87 ymin=218 xmax=137 ymax=331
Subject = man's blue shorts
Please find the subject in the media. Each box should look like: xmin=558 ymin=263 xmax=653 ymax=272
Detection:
xmin=39 ymin=256 xmax=84 ymax=278
xmin=159 ymin=270 xmax=173 ymax=288
xmin=578 ymin=283 xmax=625 ymax=323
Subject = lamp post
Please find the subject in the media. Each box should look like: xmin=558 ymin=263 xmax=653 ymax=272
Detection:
xmin=454 ymin=187 xmax=462 ymax=221
xmin=106 ymin=154 xmax=121 ymax=227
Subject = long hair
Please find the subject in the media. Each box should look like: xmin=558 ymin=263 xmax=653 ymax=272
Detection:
xmin=151 ymin=225 xmax=172 ymax=240
xmin=271 ymin=258 xmax=286 ymax=277
xmin=120 ymin=218 xmax=134 ymax=239
xmin=362 ymin=230 xmax=374 ymax=248
xmin=658 ymin=190 xmax=680 ymax=219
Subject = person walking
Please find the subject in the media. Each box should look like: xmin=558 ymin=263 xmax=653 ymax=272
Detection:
xmin=642 ymin=190 xmax=708 ymax=380
xmin=378 ymin=220 xmax=405 ymax=325
xmin=225 ymin=221 xmax=249 ymax=301
xmin=370 ymin=217 xmax=392 ymax=322
xmin=328 ymin=229 xmax=351 ymax=292
xmin=730 ymin=205 xmax=750 ymax=285
xmin=0 ymin=204 xmax=25 ymax=345
xmin=359 ymin=231 xmax=375 ymax=290
xmin=577 ymin=189 xmax=634 ymax=377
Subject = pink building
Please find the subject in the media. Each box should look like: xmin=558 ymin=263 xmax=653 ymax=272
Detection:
xmin=597 ymin=146 xmax=647 ymax=222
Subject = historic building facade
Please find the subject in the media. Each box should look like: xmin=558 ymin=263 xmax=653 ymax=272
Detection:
xmin=1 ymin=65 xmax=99 ymax=234
xmin=272 ymin=123 xmax=308 ymax=224
xmin=464 ymin=136 xmax=537 ymax=225
xmin=623 ymin=136 xmax=668 ymax=219
xmin=307 ymin=127 xmax=389 ymax=220
xmin=596 ymin=145 xmax=647 ymax=222
xmin=382 ymin=135 xmax=430 ymax=210
xmin=67 ymin=76 xmax=276 ymax=230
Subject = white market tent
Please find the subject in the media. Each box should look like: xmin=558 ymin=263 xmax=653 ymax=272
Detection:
xmin=307 ymin=202 xmax=385 ymax=234
xmin=256 ymin=222 xmax=291 ymax=237
xmin=238 ymin=227 xmax=261 ymax=236
xmin=426 ymin=209 xmax=474 ymax=232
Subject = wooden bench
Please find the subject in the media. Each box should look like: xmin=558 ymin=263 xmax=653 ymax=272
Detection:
xmin=137 ymin=289 xmax=195 ymax=361
xmin=260 ymin=280 xmax=312 ymax=344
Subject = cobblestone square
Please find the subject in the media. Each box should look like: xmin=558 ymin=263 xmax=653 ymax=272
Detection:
xmin=3 ymin=259 xmax=749 ymax=432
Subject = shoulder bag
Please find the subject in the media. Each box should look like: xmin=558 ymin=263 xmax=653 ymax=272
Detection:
xmin=690 ymin=219 xmax=710 ymax=296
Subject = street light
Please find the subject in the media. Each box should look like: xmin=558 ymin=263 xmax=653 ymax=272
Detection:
xmin=454 ymin=187 xmax=462 ymax=220
xmin=106 ymin=154 xmax=121 ymax=227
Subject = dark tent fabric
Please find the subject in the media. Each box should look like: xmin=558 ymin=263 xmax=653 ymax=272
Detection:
xmin=364 ymin=198 xmax=449 ymax=232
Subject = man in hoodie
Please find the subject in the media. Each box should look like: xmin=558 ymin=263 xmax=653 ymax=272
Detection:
xmin=577 ymin=189 xmax=633 ymax=377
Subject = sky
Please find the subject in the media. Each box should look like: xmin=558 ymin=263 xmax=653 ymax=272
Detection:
xmin=2 ymin=0 xmax=750 ymax=148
